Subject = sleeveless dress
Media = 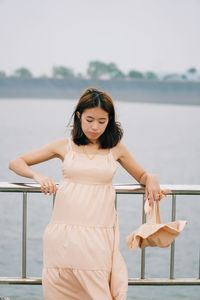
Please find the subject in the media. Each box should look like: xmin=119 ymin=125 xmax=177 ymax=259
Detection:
xmin=42 ymin=138 xmax=128 ymax=300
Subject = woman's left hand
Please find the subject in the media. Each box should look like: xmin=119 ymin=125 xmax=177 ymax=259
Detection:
xmin=144 ymin=174 xmax=167 ymax=206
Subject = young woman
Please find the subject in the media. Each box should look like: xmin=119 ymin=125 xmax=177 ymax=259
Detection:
xmin=9 ymin=88 xmax=163 ymax=300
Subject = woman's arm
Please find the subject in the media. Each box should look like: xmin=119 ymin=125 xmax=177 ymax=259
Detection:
xmin=114 ymin=142 xmax=162 ymax=205
xmin=8 ymin=138 xmax=67 ymax=195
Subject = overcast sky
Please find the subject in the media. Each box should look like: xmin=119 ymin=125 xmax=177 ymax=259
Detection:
xmin=0 ymin=0 xmax=199 ymax=76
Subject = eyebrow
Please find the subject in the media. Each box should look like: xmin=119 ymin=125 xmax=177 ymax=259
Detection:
xmin=86 ymin=116 xmax=107 ymax=120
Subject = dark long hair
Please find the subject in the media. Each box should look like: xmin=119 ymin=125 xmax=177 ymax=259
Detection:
xmin=70 ymin=88 xmax=123 ymax=149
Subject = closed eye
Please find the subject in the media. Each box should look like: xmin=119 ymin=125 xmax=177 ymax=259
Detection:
xmin=86 ymin=119 xmax=106 ymax=124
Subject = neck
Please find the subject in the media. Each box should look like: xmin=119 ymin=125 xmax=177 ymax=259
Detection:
xmin=89 ymin=139 xmax=99 ymax=145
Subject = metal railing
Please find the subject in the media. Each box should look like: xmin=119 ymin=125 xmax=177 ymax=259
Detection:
xmin=0 ymin=182 xmax=200 ymax=286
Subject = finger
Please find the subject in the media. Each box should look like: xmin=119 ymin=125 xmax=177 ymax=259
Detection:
xmin=144 ymin=189 xmax=148 ymax=201
xmin=41 ymin=179 xmax=52 ymax=193
xmin=53 ymin=184 xmax=58 ymax=194
xmin=156 ymin=189 xmax=171 ymax=201
xmin=145 ymin=190 xmax=150 ymax=204
xmin=40 ymin=179 xmax=57 ymax=195
xmin=155 ymin=192 xmax=162 ymax=201
xmin=146 ymin=191 xmax=153 ymax=206
xmin=47 ymin=182 xmax=58 ymax=195
xmin=161 ymin=189 xmax=171 ymax=196
xmin=49 ymin=182 xmax=58 ymax=195
xmin=41 ymin=182 xmax=49 ymax=189
xmin=44 ymin=188 xmax=50 ymax=195
xmin=41 ymin=185 xmax=51 ymax=195
xmin=48 ymin=184 xmax=54 ymax=195
xmin=41 ymin=186 xmax=47 ymax=193
xmin=159 ymin=193 xmax=166 ymax=200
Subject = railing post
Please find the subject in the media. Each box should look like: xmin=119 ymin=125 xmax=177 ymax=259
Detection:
xmin=53 ymin=193 xmax=56 ymax=207
xmin=22 ymin=192 xmax=27 ymax=278
xmin=141 ymin=194 xmax=146 ymax=279
xmin=199 ymin=249 xmax=200 ymax=279
xmin=170 ymin=194 xmax=176 ymax=279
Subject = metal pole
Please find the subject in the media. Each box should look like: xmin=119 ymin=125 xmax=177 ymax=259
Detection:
xmin=115 ymin=193 xmax=117 ymax=210
xmin=170 ymin=194 xmax=176 ymax=279
xmin=22 ymin=192 xmax=27 ymax=278
xmin=141 ymin=194 xmax=146 ymax=279
xmin=199 ymin=248 xmax=200 ymax=279
xmin=53 ymin=193 xmax=56 ymax=207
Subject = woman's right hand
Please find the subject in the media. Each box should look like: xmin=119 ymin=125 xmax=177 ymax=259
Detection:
xmin=33 ymin=173 xmax=58 ymax=195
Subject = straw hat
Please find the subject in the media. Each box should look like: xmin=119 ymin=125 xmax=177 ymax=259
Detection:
xmin=126 ymin=198 xmax=187 ymax=249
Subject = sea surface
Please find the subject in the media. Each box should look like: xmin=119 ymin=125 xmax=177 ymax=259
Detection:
xmin=0 ymin=98 xmax=200 ymax=300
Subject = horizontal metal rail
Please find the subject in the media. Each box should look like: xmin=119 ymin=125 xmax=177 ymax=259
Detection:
xmin=1 ymin=277 xmax=200 ymax=286
xmin=1 ymin=182 xmax=200 ymax=194
xmin=0 ymin=182 xmax=200 ymax=286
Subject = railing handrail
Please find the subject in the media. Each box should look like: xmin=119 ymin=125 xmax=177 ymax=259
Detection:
xmin=1 ymin=182 xmax=200 ymax=194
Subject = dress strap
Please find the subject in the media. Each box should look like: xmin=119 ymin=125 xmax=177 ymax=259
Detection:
xmin=66 ymin=136 xmax=75 ymax=159
xmin=68 ymin=136 xmax=73 ymax=151
xmin=109 ymin=148 xmax=115 ymax=161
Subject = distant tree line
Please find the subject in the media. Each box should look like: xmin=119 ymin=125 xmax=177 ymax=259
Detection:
xmin=0 ymin=60 xmax=199 ymax=81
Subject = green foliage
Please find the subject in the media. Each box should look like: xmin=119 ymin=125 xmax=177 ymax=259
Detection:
xmin=52 ymin=66 xmax=74 ymax=79
xmin=128 ymin=70 xmax=144 ymax=79
xmin=87 ymin=61 xmax=107 ymax=79
xmin=145 ymin=71 xmax=157 ymax=80
xmin=187 ymin=67 xmax=197 ymax=74
xmin=87 ymin=60 xmax=125 ymax=79
xmin=0 ymin=63 xmax=198 ymax=81
xmin=106 ymin=63 xmax=125 ymax=79
xmin=13 ymin=68 xmax=33 ymax=78
xmin=162 ymin=73 xmax=179 ymax=81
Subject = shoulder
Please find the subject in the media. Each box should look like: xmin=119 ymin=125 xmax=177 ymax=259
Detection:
xmin=42 ymin=137 xmax=69 ymax=161
xmin=111 ymin=141 xmax=129 ymax=161
xmin=55 ymin=137 xmax=70 ymax=159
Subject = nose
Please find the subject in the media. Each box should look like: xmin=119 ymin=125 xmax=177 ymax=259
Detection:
xmin=91 ymin=121 xmax=99 ymax=131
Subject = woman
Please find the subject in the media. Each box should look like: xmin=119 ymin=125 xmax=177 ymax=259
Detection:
xmin=9 ymin=88 xmax=162 ymax=300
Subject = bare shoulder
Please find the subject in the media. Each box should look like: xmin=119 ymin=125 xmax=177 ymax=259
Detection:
xmin=111 ymin=142 xmax=129 ymax=161
xmin=46 ymin=137 xmax=68 ymax=160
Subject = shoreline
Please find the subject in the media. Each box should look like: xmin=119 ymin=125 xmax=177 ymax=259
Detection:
xmin=0 ymin=78 xmax=200 ymax=105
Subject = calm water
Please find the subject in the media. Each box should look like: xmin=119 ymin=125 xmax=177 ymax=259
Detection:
xmin=0 ymin=98 xmax=200 ymax=300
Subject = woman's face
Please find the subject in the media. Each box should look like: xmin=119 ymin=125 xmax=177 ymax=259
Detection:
xmin=78 ymin=107 xmax=109 ymax=143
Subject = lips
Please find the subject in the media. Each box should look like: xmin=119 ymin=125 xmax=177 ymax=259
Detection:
xmin=88 ymin=132 xmax=99 ymax=137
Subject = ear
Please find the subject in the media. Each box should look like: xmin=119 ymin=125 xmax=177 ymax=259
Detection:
xmin=76 ymin=111 xmax=81 ymax=119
